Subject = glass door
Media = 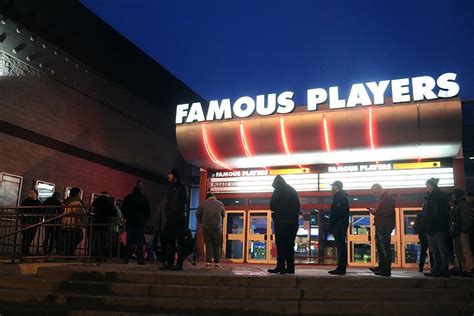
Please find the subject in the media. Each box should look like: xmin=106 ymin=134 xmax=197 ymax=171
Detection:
xmin=400 ymin=208 xmax=425 ymax=268
xmin=246 ymin=211 xmax=275 ymax=264
xmin=295 ymin=209 xmax=320 ymax=263
xmin=223 ymin=211 xmax=246 ymax=263
xmin=347 ymin=209 xmax=374 ymax=266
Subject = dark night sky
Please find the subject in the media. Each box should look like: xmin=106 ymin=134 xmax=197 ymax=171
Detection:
xmin=81 ymin=0 xmax=474 ymax=118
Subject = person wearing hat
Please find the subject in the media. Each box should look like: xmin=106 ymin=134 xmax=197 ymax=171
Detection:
xmin=122 ymin=181 xmax=151 ymax=265
xmin=423 ymin=178 xmax=451 ymax=277
xmin=161 ymin=168 xmax=189 ymax=271
xmin=20 ymin=189 xmax=42 ymax=256
xmin=328 ymin=180 xmax=350 ymax=275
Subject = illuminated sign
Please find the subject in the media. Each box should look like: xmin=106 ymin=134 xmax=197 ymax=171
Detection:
xmin=209 ymin=161 xmax=453 ymax=193
xmin=176 ymin=73 xmax=459 ymax=124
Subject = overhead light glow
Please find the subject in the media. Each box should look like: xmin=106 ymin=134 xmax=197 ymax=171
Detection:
xmin=202 ymin=124 xmax=233 ymax=170
xmin=240 ymin=121 xmax=266 ymax=169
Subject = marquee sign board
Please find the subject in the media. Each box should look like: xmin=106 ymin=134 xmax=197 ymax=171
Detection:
xmin=176 ymin=72 xmax=459 ymax=124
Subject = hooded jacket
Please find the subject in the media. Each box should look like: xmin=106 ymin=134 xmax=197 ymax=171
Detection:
xmin=270 ymin=175 xmax=300 ymax=223
xmin=122 ymin=188 xmax=151 ymax=226
xmin=423 ymin=187 xmax=450 ymax=234
xmin=165 ymin=179 xmax=188 ymax=221
xmin=329 ymin=190 xmax=350 ymax=229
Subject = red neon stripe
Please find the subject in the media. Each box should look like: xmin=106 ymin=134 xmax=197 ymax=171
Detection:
xmin=280 ymin=117 xmax=302 ymax=168
xmin=240 ymin=121 xmax=253 ymax=158
xmin=323 ymin=116 xmax=331 ymax=152
xmin=369 ymin=107 xmax=378 ymax=163
xmin=202 ymin=124 xmax=232 ymax=170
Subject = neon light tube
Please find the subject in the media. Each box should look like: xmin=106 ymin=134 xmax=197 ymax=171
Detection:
xmin=201 ymin=124 xmax=233 ymax=170
xmin=280 ymin=117 xmax=302 ymax=168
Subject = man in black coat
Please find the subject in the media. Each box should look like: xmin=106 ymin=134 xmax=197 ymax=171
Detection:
xmin=161 ymin=169 xmax=189 ymax=271
xmin=423 ymin=178 xmax=451 ymax=277
xmin=122 ymin=181 xmax=151 ymax=265
xmin=328 ymin=180 xmax=350 ymax=275
xmin=91 ymin=192 xmax=117 ymax=261
xmin=268 ymin=175 xmax=300 ymax=274
xmin=42 ymin=192 xmax=63 ymax=255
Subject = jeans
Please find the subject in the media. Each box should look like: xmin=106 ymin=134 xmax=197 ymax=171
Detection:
xmin=123 ymin=224 xmax=145 ymax=263
xmin=419 ymin=233 xmax=433 ymax=270
xmin=165 ymin=219 xmax=186 ymax=266
xmin=427 ymin=232 xmax=449 ymax=275
xmin=274 ymin=221 xmax=299 ymax=271
xmin=203 ymin=226 xmax=223 ymax=263
xmin=375 ymin=226 xmax=392 ymax=272
xmin=331 ymin=222 xmax=348 ymax=270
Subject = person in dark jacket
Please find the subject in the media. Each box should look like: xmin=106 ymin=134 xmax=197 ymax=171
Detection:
xmin=267 ymin=176 xmax=300 ymax=274
xmin=91 ymin=192 xmax=117 ymax=262
xmin=153 ymin=198 xmax=167 ymax=264
xmin=122 ymin=181 xmax=151 ymax=265
xmin=42 ymin=192 xmax=63 ymax=255
xmin=161 ymin=169 xmax=189 ymax=271
xmin=369 ymin=184 xmax=395 ymax=276
xmin=450 ymin=189 xmax=472 ymax=276
xmin=466 ymin=192 xmax=474 ymax=263
xmin=423 ymin=178 xmax=451 ymax=277
xmin=328 ymin=180 xmax=350 ymax=275
xmin=413 ymin=211 xmax=433 ymax=272
xmin=20 ymin=189 xmax=42 ymax=255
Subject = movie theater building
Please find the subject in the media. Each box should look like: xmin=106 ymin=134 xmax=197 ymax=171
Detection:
xmin=177 ymin=73 xmax=465 ymax=268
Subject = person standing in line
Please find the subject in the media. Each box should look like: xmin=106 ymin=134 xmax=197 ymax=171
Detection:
xmin=20 ymin=189 xmax=42 ymax=256
xmin=328 ymin=180 xmax=350 ymax=275
xmin=423 ymin=178 xmax=451 ymax=278
xmin=369 ymin=183 xmax=395 ymax=277
xmin=413 ymin=211 xmax=433 ymax=272
xmin=466 ymin=192 xmax=474 ymax=263
xmin=267 ymin=175 xmax=300 ymax=274
xmin=197 ymin=193 xmax=225 ymax=268
xmin=450 ymin=189 xmax=472 ymax=276
xmin=91 ymin=192 xmax=117 ymax=262
xmin=161 ymin=169 xmax=188 ymax=271
xmin=154 ymin=198 xmax=167 ymax=265
xmin=61 ymin=187 xmax=87 ymax=256
xmin=42 ymin=192 xmax=63 ymax=255
xmin=122 ymin=181 xmax=151 ymax=265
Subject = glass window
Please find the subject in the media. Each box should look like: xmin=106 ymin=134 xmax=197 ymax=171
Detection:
xmin=226 ymin=213 xmax=245 ymax=234
xmin=225 ymin=240 xmax=243 ymax=259
xmin=350 ymin=195 xmax=377 ymax=203
xmin=249 ymin=241 xmax=267 ymax=259
xmin=188 ymin=209 xmax=197 ymax=232
xmin=190 ymin=188 xmax=200 ymax=209
xmin=403 ymin=210 xmax=420 ymax=235
xmin=248 ymin=197 xmax=271 ymax=205
xmin=220 ymin=198 xmax=247 ymax=206
xmin=350 ymin=242 xmax=371 ymax=263
xmin=375 ymin=244 xmax=397 ymax=263
xmin=299 ymin=196 xmax=321 ymax=205
xmin=399 ymin=193 xmax=426 ymax=203
xmin=349 ymin=211 xmax=371 ymax=235
xmin=249 ymin=215 xmax=267 ymax=234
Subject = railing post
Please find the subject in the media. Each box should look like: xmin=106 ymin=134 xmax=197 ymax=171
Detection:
xmin=11 ymin=207 xmax=19 ymax=263
xmin=88 ymin=215 xmax=94 ymax=263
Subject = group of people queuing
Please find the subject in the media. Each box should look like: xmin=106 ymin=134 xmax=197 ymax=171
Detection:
xmin=266 ymin=176 xmax=473 ymax=278
xmin=19 ymin=187 xmax=119 ymax=259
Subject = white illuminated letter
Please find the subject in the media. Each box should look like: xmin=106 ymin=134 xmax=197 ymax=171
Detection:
xmin=412 ymin=76 xmax=437 ymax=101
xmin=366 ymin=80 xmax=390 ymax=105
xmin=307 ymin=88 xmax=328 ymax=111
xmin=329 ymin=86 xmax=346 ymax=109
xmin=185 ymin=102 xmax=205 ymax=123
xmin=233 ymin=96 xmax=256 ymax=118
xmin=346 ymin=83 xmax=372 ymax=107
xmin=206 ymin=99 xmax=232 ymax=121
xmin=437 ymin=72 xmax=460 ymax=98
xmin=391 ymin=78 xmax=411 ymax=103
xmin=175 ymin=103 xmax=189 ymax=124
xmin=256 ymin=94 xmax=277 ymax=116
xmin=276 ymin=91 xmax=295 ymax=114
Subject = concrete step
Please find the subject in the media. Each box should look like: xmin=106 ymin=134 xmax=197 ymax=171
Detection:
xmin=0 ymin=288 xmax=473 ymax=316
xmin=1 ymin=275 xmax=472 ymax=301
xmin=35 ymin=265 xmax=474 ymax=291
